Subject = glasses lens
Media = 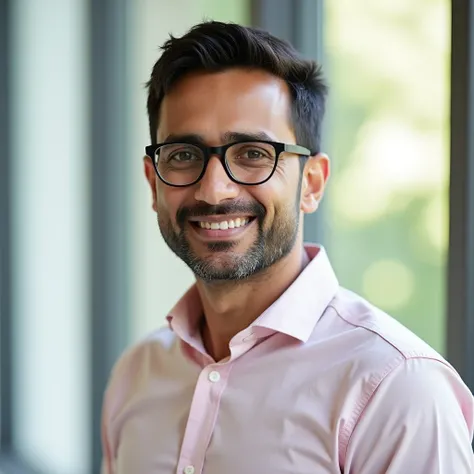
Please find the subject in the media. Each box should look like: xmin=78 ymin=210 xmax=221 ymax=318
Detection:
xmin=226 ymin=142 xmax=277 ymax=184
xmin=156 ymin=143 xmax=205 ymax=186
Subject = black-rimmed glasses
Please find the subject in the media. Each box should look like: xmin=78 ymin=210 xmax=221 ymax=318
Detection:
xmin=145 ymin=140 xmax=312 ymax=187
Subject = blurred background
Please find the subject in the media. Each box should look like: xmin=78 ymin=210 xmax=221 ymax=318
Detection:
xmin=1 ymin=0 xmax=472 ymax=473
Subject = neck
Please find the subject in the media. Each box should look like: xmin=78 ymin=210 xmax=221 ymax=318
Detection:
xmin=197 ymin=243 xmax=310 ymax=362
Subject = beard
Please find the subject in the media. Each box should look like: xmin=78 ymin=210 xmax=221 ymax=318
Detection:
xmin=158 ymin=198 xmax=300 ymax=283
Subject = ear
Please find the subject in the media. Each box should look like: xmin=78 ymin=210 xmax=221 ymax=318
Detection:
xmin=300 ymin=153 xmax=330 ymax=214
xmin=143 ymin=156 xmax=158 ymax=212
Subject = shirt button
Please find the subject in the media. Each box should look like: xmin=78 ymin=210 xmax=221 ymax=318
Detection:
xmin=208 ymin=370 xmax=221 ymax=383
xmin=183 ymin=466 xmax=195 ymax=474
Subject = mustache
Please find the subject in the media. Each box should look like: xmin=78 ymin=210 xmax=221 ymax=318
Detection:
xmin=176 ymin=201 xmax=266 ymax=226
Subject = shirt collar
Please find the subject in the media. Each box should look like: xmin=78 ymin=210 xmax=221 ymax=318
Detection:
xmin=166 ymin=244 xmax=339 ymax=345
xmin=249 ymin=244 xmax=339 ymax=342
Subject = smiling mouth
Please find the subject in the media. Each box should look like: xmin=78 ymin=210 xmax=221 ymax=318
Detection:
xmin=191 ymin=217 xmax=255 ymax=230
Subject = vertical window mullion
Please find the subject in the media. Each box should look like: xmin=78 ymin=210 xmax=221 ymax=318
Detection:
xmin=448 ymin=0 xmax=474 ymax=391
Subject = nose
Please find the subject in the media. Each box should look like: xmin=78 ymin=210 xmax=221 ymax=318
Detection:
xmin=194 ymin=156 xmax=240 ymax=204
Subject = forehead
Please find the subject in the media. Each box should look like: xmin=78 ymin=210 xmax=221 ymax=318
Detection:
xmin=157 ymin=68 xmax=296 ymax=144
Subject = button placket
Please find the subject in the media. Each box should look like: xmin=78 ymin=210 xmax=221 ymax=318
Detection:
xmin=176 ymin=364 xmax=232 ymax=474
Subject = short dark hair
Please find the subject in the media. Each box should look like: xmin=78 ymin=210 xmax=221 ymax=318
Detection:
xmin=146 ymin=21 xmax=328 ymax=155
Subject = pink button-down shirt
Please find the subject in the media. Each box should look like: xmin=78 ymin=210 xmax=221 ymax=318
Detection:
xmin=102 ymin=245 xmax=474 ymax=473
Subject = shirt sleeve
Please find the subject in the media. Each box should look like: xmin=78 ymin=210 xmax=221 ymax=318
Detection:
xmin=343 ymin=357 xmax=474 ymax=474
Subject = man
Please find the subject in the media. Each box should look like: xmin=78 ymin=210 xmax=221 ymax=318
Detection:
xmin=101 ymin=21 xmax=474 ymax=473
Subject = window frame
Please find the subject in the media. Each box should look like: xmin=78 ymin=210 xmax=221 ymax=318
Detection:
xmin=447 ymin=0 xmax=474 ymax=390
xmin=0 ymin=0 xmax=131 ymax=472
xmin=0 ymin=0 xmax=14 ymax=463
xmin=88 ymin=0 xmax=131 ymax=471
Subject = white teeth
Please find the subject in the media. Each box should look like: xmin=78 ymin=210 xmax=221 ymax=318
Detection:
xmin=197 ymin=217 xmax=250 ymax=230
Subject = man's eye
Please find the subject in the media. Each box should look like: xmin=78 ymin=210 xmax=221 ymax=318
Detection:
xmin=235 ymin=148 xmax=273 ymax=160
xmin=169 ymin=151 xmax=198 ymax=162
xmin=244 ymin=150 xmax=265 ymax=159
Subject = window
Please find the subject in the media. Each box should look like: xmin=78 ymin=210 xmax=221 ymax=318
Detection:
xmin=6 ymin=0 xmax=89 ymax=473
xmin=324 ymin=0 xmax=451 ymax=353
xmin=252 ymin=0 xmax=473 ymax=387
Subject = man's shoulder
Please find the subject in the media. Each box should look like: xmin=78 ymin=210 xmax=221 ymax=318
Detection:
xmin=306 ymin=286 xmax=457 ymax=403
xmin=104 ymin=326 xmax=178 ymax=399
xmin=328 ymin=287 xmax=448 ymax=362
xmin=319 ymin=288 xmax=474 ymax=458
xmin=115 ymin=325 xmax=177 ymax=367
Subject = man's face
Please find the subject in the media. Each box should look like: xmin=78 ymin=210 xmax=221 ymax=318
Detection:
xmin=145 ymin=68 xmax=312 ymax=282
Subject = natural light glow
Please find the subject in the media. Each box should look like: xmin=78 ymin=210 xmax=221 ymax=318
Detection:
xmin=362 ymin=259 xmax=416 ymax=311
xmin=421 ymin=195 xmax=448 ymax=253
xmin=333 ymin=119 xmax=446 ymax=225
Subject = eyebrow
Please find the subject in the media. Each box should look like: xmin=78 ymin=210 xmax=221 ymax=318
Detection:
xmin=222 ymin=131 xmax=274 ymax=143
xmin=162 ymin=131 xmax=275 ymax=145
